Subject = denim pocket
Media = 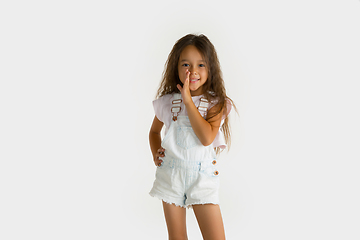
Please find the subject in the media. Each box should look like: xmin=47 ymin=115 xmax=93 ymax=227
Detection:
xmin=200 ymin=163 xmax=220 ymax=180
xmin=157 ymin=157 xmax=173 ymax=169
xmin=176 ymin=126 xmax=200 ymax=149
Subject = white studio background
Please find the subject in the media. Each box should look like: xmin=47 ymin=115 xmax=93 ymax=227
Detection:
xmin=1 ymin=0 xmax=359 ymax=239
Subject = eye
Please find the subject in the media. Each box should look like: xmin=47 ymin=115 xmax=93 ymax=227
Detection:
xmin=182 ymin=63 xmax=189 ymax=67
xmin=199 ymin=64 xmax=205 ymax=67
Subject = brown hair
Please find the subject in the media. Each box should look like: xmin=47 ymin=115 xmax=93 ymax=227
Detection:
xmin=156 ymin=33 xmax=236 ymax=153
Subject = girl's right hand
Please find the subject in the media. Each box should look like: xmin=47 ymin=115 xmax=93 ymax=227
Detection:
xmin=154 ymin=148 xmax=165 ymax=166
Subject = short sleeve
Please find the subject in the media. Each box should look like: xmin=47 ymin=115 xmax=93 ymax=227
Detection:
xmin=211 ymin=98 xmax=232 ymax=150
xmin=212 ymin=129 xmax=226 ymax=150
xmin=152 ymin=94 xmax=173 ymax=123
xmin=222 ymin=98 xmax=232 ymax=120
xmin=208 ymin=97 xmax=232 ymax=121
xmin=153 ymin=98 xmax=163 ymax=122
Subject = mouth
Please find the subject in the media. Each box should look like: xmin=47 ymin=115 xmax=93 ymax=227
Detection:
xmin=190 ymin=78 xmax=199 ymax=83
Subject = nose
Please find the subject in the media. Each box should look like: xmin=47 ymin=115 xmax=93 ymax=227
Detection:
xmin=189 ymin=66 xmax=198 ymax=75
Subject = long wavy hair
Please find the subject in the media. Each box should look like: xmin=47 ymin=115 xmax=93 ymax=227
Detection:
xmin=156 ymin=33 xmax=236 ymax=153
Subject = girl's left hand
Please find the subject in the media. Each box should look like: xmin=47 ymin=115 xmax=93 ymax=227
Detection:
xmin=177 ymin=70 xmax=192 ymax=105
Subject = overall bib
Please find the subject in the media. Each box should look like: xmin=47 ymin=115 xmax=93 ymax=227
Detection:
xmin=149 ymin=93 xmax=220 ymax=208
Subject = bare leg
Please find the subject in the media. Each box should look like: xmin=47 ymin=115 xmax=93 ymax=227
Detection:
xmin=162 ymin=201 xmax=188 ymax=240
xmin=192 ymin=204 xmax=226 ymax=240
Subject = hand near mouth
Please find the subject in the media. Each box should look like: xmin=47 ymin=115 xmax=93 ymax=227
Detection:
xmin=177 ymin=69 xmax=192 ymax=105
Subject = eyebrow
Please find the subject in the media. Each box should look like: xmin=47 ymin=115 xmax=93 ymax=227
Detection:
xmin=180 ymin=59 xmax=205 ymax=62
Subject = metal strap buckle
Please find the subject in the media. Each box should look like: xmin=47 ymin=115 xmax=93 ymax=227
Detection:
xmin=171 ymin=106 xmax=181 ymax=113
xmin=171 ymin=106 xmax=181 ymax=121
xmin=197 ymin=97 xmax=209 ymax=112
xmin=171 ymin=94 xmax=182 ymax=121
xmin=172 ymin=99 xmax=182 ymax=104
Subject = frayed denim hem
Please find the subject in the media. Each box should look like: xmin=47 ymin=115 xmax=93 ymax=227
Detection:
xmin=149 ymin=191 xmax=186 ymax=208
xmin=185 ymin=201 xmax=220 ymax=209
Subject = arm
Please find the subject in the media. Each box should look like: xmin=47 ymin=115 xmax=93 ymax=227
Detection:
xmin=177 ymin=70 xmax=223 ymax=146
xmin=185 ymin=101 xmax=223 ymax=146
xmin=149 ymin=116 xmax=165 ymax=166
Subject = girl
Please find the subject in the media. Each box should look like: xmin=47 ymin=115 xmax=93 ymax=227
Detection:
xmin=149 ymin=34 xmax=235 ymax=240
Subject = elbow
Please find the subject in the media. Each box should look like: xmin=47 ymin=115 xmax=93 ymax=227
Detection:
xmin=149 ymin=131 xmax=160 ymax=139
xmin=199 ymin=132 xmax=217 ymax=147
xmin=200 ymin=138 xmax=213 ymax=147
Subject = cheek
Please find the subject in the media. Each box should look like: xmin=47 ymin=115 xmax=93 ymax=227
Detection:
xmin=179 ymin=69 xmax=187 ymax=78
xmin=178 ymin=69 xmax=185 ymax=81
xmin=201 ymin=70 xmax=208 ymax=79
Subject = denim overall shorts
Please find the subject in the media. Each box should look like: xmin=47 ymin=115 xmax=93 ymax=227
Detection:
xmin=149 ymin=93 xmax=220 ymax=208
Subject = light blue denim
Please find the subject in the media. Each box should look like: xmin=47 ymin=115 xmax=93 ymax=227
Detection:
xmin=149 ymin=116 xmax=220 ymax=208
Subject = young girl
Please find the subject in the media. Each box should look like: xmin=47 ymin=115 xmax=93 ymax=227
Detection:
xmin=149 ymin=34 xmax=235 ymax=240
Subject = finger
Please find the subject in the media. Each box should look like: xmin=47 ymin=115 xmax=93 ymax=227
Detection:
xmin=154 ymin=159 xmax=163 ymax=167
xmin=186 ymin=69 xmax=190 ymax=78
xmin=157 ymin=148 xmax=165 ymax=154
xmin=156 ymin=154 xmax=164 ymax=159
xmin=155 ymin=154 xmax=164 ymax=159
xmin=184 ymin=78 xmax=189 ymax=88
xmin=184 ymin=71 xmax=190 ymax=89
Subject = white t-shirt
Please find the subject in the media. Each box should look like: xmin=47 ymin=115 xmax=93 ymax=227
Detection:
xmin=153 ymin=93 xmax=231 ymax=150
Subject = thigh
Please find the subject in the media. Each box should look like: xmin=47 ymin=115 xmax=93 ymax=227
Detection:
xmin=162 ymin=201 xmax=188 ymax=240
xmin=192 ymin=204 xmax=225 ymax=240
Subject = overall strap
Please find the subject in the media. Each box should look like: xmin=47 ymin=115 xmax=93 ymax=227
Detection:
xmin=198 ymin=97 xmax=209 ymax=118
xmin=171 ymin=94 xmax=209 ymax=121
xmin=171 ymin=93 xmax=182 ymax=121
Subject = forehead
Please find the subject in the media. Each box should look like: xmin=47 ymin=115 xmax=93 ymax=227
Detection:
xmin=179 ymin=45 xmax=204 ymax=60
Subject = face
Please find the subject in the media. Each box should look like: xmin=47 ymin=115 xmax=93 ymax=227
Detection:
xmin=178 ymin=45 xmax=208 ymax=96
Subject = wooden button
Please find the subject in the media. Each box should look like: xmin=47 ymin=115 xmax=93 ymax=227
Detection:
xmin=212 ymin=160 xmax=217 ymax=165
xmin=214 ymin=171 xmax=219 ymax=175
